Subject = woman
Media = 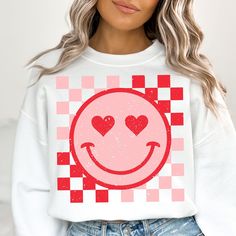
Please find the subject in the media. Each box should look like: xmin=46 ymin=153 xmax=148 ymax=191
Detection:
xmin=11 ymin=0 xmax=236 ymax=235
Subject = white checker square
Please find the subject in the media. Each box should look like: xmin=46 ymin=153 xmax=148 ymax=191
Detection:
xmin=69 ymin=76 xmax=81 ymax=88
xmin=119 ymin=77 xmax=132 ymax=88
xmin=170 ymin=100 xmax=184 ymax=113
xmin=70 ymin=177 xmax=83 ymax=190
xmin=57 ymin=165 xmax=70 ymax=177
xmin=145 ymin=76 xmax=158 ymax=88
xmin=133 ymin=88 xmax=145 ymax=94
xmin=133 ymin=189 xmax=147 ymax=202
xmin=146 ymin=176 xmax=159 ymax=189
xmin=164 ymin=113 xmax=171 ymax=124
xmin=169 ymin=78 xmax=180 ymax=88
xmin=83 ymin=190 xmax=96 ymax=203
xmin=170 ymin=151 xmax=185 ymax=164
xmin=69 ymin=101 xmax=82 ymax=114
xmin=94 ymin=77 xmax=107 ymax=88
xmin=171 ymin=125 xmax=184 ymax=137
xmin=56 ymin=89 xmax=69 ymax=101
xmin=57 ymin=140 xmax=70 ymax=152
xmin=56 ymin=115 xmax=69 ymax=127
xmin=82 ymin=89 xmax=95 ymax=101
xmin=158 ymin=163 xmax=171 ymax=176
xmin=171 ymin=176 xmax=185 ymax=188
xmin=159 ymin=189 xmax=172 ymax=202
xmin=157 ymin=88 xmax=170 ymax=100
xmin=95 ymin=184 xmax=108 ymax=190
xmin=70 ymin=154 xmax=76 ymax=165
xmin=108 ymin=190 xmax=122 ymax=202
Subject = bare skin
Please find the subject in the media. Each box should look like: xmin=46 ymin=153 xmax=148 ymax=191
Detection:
xmin=89 ymin=0 xmax=159 ymax=54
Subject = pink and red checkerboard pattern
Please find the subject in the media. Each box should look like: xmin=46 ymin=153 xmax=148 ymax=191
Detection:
xmin=56 ymin=74 xmax=185 ymax=203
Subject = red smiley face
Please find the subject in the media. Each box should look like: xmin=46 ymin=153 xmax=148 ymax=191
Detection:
xmin=70 ymin=88 xmax=171 ymax=189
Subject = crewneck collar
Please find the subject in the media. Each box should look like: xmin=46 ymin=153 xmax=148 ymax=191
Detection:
xmin=80 ymin=38 xmax=164 ymax=67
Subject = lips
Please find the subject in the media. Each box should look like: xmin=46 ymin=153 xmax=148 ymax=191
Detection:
xmin=112 ymin=0 xmax=140 ymax=11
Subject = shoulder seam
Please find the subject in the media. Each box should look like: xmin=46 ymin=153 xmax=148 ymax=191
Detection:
xmin=20 ymin=109 xmax=48 ymax=146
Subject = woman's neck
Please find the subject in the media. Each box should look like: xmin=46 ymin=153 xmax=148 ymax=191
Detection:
xmin=89 ymin=18 xmax=153 ymax=55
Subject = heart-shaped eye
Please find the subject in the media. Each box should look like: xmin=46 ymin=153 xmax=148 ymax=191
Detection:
xmin=125 ymin=115 xmax=148 ymax=135
xmin=91 ymin=115 xmax=115 ymax=136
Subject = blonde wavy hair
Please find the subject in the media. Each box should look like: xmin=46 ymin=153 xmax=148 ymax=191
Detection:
xmin=26 ymin=0 xmax=227 ymax=117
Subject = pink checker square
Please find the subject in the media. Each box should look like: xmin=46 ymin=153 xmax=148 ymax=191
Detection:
xmin=57 ymin=127 xmax=69 ymax=140
xmin=172 ymin=163 xmax=184 ymax=176
xmin=81 ymin=76 xmax=94 ymax=88
xmin=171 ymin=138 xmax=184 ymax=151
xmin=56 ymin=102 xmax=69 ymax=114
xmin=56 ymin=76 xmax=69 ymax=89
xmin=172 ymin=189 xmax=185 ymax=201
xmin=159 ymin=176 xmax=172 ymax=189
xmin=146 ymin=189 xmax=159 ymax=202
xmin=121 ymin=190 xmax=134 ymax=202
xmin=69 ymin=89 xmax=81 ymax=101
xmin=107 ymin=76 xmax=120 ymax=88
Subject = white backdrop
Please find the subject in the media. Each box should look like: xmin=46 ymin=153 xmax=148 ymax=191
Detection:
xmin=0 ymin=0 xmax=235 ymax=125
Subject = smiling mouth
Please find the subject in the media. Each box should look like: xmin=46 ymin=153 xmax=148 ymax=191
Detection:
xmin=80 ymin=141 xmax=160 ymax=175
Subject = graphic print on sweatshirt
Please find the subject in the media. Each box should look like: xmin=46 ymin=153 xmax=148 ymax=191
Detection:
xmin=56 ymin=75 xmax=185 ymax=203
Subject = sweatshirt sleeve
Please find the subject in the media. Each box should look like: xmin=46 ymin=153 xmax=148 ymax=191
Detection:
xmin=11 ymin=65 xmax=69 ymax=236
xmin=190 ymin=80 xmax=236 ymax=236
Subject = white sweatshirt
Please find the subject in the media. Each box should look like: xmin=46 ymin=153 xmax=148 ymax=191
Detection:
xmin=11 ymin=39 xmax=236 ymax=236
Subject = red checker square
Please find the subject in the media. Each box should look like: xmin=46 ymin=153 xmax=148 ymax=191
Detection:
xmin=70 ymin=165 xmax=83 ymax=177
xmin=132 ymin=75 xmax=145 ymax=88
xmin=83 ymin=176 xmax=96 ymax=190
xmin=171 ymin=113 xmax=184 ymax=125
xmin=57 ymin=152 xmax=70 ymax=165
xmin=158 ymin=75 xmax=170 ymax=87
xmin=171 ymin=87 xmax=183 ymax=100
xmin=57 ymin=177 xmax=70 ymax=190
xmin=145 ymin=88 xmax=158 ymax=100
xmin=96 ymin=190 xmax=109 ymax=202
xmin=70 ymin=190 xmax=83 ymax=203
xmin=156 ymin=100 xmax=170 ymax=113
